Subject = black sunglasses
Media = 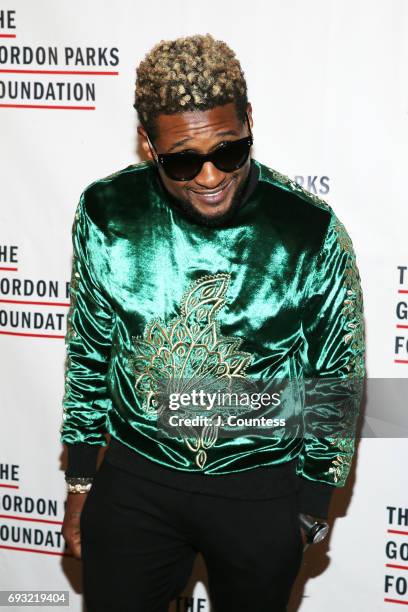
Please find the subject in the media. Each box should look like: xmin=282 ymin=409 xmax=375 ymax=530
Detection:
xmin=145 ymin=113 xmax=253 ymax=181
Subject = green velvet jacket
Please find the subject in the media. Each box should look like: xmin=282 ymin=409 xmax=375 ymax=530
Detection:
xmin=60 ymin=158 xmax=365 ymax=500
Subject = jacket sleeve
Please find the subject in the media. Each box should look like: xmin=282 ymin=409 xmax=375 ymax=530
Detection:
xmin=60 ymin=189 xmax=115 ymax=476
xmin=296 ymin=212 xmax=366 ymax=517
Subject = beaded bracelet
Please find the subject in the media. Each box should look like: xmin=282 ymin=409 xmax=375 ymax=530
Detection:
xmin=65 ymin=476 xmax=94 ymax=494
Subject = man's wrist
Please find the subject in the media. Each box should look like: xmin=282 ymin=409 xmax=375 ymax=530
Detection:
xmin=65 ymin=475 xmax=94 ymax=494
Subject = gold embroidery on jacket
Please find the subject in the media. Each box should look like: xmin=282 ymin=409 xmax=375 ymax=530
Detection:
xmin=267 ymin=168 xmax=364 ymax=485
xmin=327 ymin=219 xmax=365 ymax=484
xmin=267 ymin=167 xmax=331 ymax=212
xmin=129 ymin=272 xmax=255 ymax=469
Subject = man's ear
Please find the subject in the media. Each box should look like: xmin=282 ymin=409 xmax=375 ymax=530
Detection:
xmin=137 ymin=125 xmax=154 ymax=161
xmin=246 ymin=102 xmax=253 ymax=130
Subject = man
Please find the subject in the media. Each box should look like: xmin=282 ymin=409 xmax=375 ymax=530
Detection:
xmin=61 ymin=34 xmax=365 ymax=612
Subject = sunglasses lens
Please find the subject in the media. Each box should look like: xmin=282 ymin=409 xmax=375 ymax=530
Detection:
xmin=161 ymin=154 xmax=201 ymax=181
xmin=213 ymin=138 xmax=251 ymax=172
xmin=158 ymin=137 xmax=252 ymax=181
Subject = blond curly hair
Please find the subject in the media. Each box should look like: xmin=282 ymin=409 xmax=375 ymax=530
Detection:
xmin=134 ymin=33 xmax=248 ymax=139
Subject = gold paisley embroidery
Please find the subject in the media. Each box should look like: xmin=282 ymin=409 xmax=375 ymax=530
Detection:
xmin=327 ymin=219 xmax=365 ymax=484
xmin=129 ymin=272 xmax=256 ymax=469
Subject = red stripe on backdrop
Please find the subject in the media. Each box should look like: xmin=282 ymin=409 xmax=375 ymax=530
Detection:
xmin=0 ymin=299 xmax=70 ymax=306
xmin=0 ymin=514 xmax=63 ymax=526
xmin=0 ymin=331 xmax=65 ymax=338
xmin=0 ymin=545 xmax=72 ymax=557
xmin=0 ymin=68 xmax=118 ymax=75
xmin=0 ymin=103 xmax=95 ymax=110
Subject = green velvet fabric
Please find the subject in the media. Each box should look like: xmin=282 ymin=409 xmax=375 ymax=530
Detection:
xmin=60 ymin=159 xmax=365 ymax=487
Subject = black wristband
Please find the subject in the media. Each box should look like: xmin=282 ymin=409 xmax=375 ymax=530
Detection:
xmin=65 ymin=443 xmax=101 ymax=478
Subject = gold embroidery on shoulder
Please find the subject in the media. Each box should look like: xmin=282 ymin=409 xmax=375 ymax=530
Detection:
xmin=129 ymin=272 xmax=255 ymax=469
xmin=267 ymin=167 xmax=331 ymax=212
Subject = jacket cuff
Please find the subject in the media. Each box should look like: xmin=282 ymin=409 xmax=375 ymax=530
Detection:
xmin=297 ymin=477 xmax=335 ymax=519
xmin=65 ymin=443 xmax=101 ymax=478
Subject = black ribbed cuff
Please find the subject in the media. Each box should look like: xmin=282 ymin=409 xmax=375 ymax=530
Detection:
xmin=65 ymin=443 xmax=101 ymax=478
xmin=297 ymin=477 xmax=335 ymax=519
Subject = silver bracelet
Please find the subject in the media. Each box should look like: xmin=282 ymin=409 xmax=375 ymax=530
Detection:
xmin=65 ymin=476 xmax=94 ymax=494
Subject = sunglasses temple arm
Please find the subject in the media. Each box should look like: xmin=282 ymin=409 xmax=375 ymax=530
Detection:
xmin=145 ymin=132 xmax=159 ymax=163
xmin=245 ymin=112 xmax=253 ymax=139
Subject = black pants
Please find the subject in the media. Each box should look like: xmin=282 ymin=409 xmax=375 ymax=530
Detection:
xmin=80 ymin=459 xmax=304 ymax=612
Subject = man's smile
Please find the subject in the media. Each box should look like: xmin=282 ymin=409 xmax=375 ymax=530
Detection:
xmin=189 ymin=178 xmax=235 ymax=207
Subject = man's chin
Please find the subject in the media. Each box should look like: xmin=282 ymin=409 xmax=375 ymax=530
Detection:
xmin=184 ymin=187 xmax=246 ymax=227
xmin=189 ymin=201 xmax=232 ymax=225
xmin=186 ymin=204 xmax=235 ymax=227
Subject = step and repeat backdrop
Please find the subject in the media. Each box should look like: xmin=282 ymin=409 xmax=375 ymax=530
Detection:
xmin=1 ymin=1 xmax=407 ymax=610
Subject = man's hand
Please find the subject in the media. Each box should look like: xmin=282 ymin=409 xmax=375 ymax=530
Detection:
xmin=298 ymin=513 xmax=328 ymax=551
xmin=61 ymin=493 xmax=88 ymax=560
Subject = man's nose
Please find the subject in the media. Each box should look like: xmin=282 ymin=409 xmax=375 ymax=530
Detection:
xmin=194 ymin=161 xmax=226 ymax=189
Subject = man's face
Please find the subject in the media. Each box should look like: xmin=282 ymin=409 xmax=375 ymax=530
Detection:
xmin=139 ymin=102 xmax=253 ymax=227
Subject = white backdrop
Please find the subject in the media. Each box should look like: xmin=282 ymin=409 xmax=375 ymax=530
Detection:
xmin=1 ymin=1 xmax=407 ymax=610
